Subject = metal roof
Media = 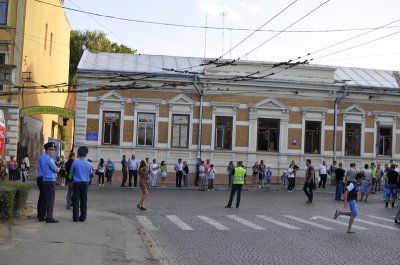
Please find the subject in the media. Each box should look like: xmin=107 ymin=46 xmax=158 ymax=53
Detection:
xmin=78 ymin=50 xmax=399 ymax=89
xmin=77 ymin=50 xmax=205 ymax=74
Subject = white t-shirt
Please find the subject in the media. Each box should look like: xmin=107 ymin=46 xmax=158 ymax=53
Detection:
xmin=362 ymin=169 xmax=372 ymax=181
xmin=151 ymin=163 xmax=159 ymax=174
xmin=319 ymin=164 xmax=327 ymax=175
xmin=199 ymin=165 xmax=205 ymax=177
xmin=288 ymin=167 xmax=295 ymax=179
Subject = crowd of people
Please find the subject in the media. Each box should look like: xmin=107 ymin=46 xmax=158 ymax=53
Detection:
xmin=0 ymin=154 xmax=30 ymax=182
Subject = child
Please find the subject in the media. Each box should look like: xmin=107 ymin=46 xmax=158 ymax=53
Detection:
xmin=160 ymin=161 xmax=167 ymax=188
xmin=280 ymin=171 xmax=287 ymax=188
xmin=19 ymin=159 xmax=27 ymax=182
xmin=252 ymin=162 xmax=259 ymax=185
xmin=183 ymin=161 xmax=189 ymax=187
xmin=334 ymin=172 xmax=364 ymax=233
xmin=207 ymin=164 xmax=215 ymax=191
xmin=265 ymin=167 xmax=272 ymax=190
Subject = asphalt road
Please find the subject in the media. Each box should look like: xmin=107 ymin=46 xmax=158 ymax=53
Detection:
xmin=90 ymin=185 xmax=400 ymax=265
xmin=2 ymin=184 xmax=400 ymax=265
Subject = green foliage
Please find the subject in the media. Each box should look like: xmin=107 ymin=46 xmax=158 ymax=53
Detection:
xmin=0 ymin=182 xmax=31 ymax=221
xmin=69 ymin=30 xmax=136 ymax=83
xmin=0 ymin=186 xmax=16 ymax=221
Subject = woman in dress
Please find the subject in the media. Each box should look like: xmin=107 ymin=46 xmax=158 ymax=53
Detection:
xmin=137 ymin=160 xmax=151 ymax=210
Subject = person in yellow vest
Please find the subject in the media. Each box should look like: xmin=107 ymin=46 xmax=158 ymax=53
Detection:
xmin=225 ymin=161 xmax=247 ymax=208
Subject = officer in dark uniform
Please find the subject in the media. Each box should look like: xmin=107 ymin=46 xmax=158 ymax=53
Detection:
xmin=40 ymin=142 xmax=60 ymax=223
xmin=37 ymin=147 xmax=47 ymax=221
xmin=71 ymin=146 xmax=92 ymax=222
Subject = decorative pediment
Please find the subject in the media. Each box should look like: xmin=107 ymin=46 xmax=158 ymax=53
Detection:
xmin=168 ymin=94 xmax=194 ymax=106
xmin=342 ymin=104 xmax=366 ymax=115
xmin=98 ymin=91 xmax=125 ymax=102
xmin=249 ymin=97 xmax=287 ymax=111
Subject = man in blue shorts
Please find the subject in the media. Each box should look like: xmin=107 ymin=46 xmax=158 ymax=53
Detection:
xmin=334 ymin=172 xmax=364 ymax=233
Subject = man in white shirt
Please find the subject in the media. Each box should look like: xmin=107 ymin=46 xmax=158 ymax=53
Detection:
xmin=127 ymin=155 xmax=139 ymax=187
xmin=174 ymin=158 xmax=183 ymax=188
xmin=319 ymin=161 xmax=328 ymax=189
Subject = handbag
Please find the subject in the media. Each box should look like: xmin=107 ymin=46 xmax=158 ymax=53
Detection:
xmin=67 ymin=169 xmax=74 ymax=182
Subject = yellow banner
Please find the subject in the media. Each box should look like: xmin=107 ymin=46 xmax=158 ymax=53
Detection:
xmin=20 ymin=106 xmax=75 ymax=118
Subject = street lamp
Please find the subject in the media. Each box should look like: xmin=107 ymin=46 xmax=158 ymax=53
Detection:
xmin=333 ymin=81 xmax=350 ymax=163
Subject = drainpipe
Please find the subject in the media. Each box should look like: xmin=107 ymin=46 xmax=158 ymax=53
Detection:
xmin=333 ymin=83 xmax=348 ymax=163
xmin=193 ymin=76 xmax=203 ymax=159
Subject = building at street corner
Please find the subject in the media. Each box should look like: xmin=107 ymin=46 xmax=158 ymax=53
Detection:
xmin=0 ymin=0 xmax=72 ymax=162
xmin=74 ymin=50 xmax=400 ymax=182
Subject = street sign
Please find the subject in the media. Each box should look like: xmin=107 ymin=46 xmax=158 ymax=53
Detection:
xmin=86 ymin=132 xmax=98 ymax=141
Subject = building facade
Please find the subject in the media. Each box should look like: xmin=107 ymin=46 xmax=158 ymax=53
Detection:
xmin=75 ymin=51 xmax=400 ymax=181
xmin=0 ymin=0 xmax=71 ymax=161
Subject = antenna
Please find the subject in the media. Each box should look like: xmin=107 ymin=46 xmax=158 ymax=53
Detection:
xmin=220 ymin=12 xmax=227 ymax=58
xmin=204 ymin=13 xmax=208 ymax=58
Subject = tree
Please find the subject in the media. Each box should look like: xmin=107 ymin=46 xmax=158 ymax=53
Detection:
xmin=69 ymin=30 xmax=136 ymax=83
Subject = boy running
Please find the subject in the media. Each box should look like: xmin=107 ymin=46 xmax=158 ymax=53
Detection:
xmin=334 ymin=172 xmax=364 ymax=233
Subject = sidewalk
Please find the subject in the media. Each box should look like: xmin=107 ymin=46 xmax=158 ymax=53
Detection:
xmin=0 ymin=206 xmax=158 ymax=265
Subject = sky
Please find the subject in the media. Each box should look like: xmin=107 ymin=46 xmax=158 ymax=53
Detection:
xmin=62 ymin=0 xmax=400 ymax=70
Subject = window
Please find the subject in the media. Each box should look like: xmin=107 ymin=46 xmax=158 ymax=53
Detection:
xmin=215 ymin=116 xmax=232 ymax=150
xmin=257 ymin=118 xmax=279 ymax=152
xmin=345 ymin=123 xmax=361 ymax=156
xmin=0 ymin=1 xmax=8 ymax=25
xmin=137 ymin=113 xmax=155 ymax=146
xmin=102 ymin=112 xmax=120 ymax=145
xmin=305 ymin=121 xmax=321 ymax=154
xmin=378 ymin=127 xmax=392 ymax=156
xmin=49 ymin=33 xmax=53 ymax=57
xmin=171 ymin=114 xmax=189 ymax=148
xmin=44 ymin=24 xmax=48 ymax=50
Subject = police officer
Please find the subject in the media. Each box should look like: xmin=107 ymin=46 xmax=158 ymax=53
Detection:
xmin=71 ymin=146 xmax=92 ymax=222
xmin=225 ymin=161 xmax=247 ymax=208
xmin=37 ymin=146 xmax=47 ymax=221
xmin=40 ymin=142 xmax=60 ymax=223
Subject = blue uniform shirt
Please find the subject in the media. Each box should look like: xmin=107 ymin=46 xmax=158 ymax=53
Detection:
xmin=71 ymin=158 xmax=92 ymax=183
xmin=42 ymin=154 xmax=57 ymax=182
xmin=37 ymin=152 xmax=46 ymax=178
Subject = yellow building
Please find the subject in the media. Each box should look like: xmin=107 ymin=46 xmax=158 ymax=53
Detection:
xmin=0 ymin=0 xmax=71 ymax=162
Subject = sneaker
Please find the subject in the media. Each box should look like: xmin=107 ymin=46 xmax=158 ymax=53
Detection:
xmin=224 ymin=205 xmax=231 ymax=208
xmin=46 ymin=219 xmax=59 ymax=223
xmin=334 ymin=210 xmax=339 ymax=220
xmin=206 ymin=189 xmax=210 ymax=191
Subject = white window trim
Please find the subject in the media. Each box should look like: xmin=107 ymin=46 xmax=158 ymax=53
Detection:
xmin=341 ymin=104 xmax=367 ymax=157
xmin=301 ymin=107 xmax=327 ymax=155
xmin=132 ymin=98 xmax=161 ymax=148
xmin=167 ymin=94 xmax=194 ymax=149
xmin=372 ymin=112 xmax=397 ymax=158
xmin=98 ymin=92 xmax=126 ymax=146
xmin=210 ymin=102 xmax=239 ymax=151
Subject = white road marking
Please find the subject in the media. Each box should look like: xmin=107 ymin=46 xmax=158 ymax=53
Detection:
xmin=365 ymin=215 xmax=394 ymax=223
xmin=136 ymin=216 xmax=157 ymax=231
xmin=284 ymin=215 xmax=333 ymax=230
xmin=166 ymin=215 xmax=194 ymax=231
xmin=256 ymin=215 xmax=301 ymax=230
xmin=339 ymin=216 xmax=399 ymax=230
xmin=198 ymin=216 xmax=229 ymax=230
xmin=313 ymin=216 xmax=367 ymax=230
xmin=226 ymin=215 xmax=265 ymax=230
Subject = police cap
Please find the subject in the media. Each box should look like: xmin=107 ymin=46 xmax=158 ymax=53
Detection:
xmin=44 ymin=142 xmax=56 ymax=150
xmin=77 ymin=146 xmax=89 ymax=156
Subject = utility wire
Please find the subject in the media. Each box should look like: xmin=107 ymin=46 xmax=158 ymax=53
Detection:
xmin=33 ymin=0 xmax=400 ymax=33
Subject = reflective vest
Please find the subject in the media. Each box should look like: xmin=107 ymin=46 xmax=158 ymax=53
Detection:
xmin=232 ymin=167 xmax=246 ymax=184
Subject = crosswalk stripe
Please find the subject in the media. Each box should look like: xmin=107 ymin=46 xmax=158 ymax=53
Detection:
xmin=339 ymin=216 xmax=399 ymax=230
xmin=314 ymin=216 xmax=367 ymax=230
xmin=198 ymin=216 xmax=229 ymax=230
xmin=226 ymin=215 xmax=265 ymax=230
xmin=284 ymin=215 xmax=333 ymax=230
xmin=256 ymin=215 xmax=301 ymax=230
xmin=166 ymin=215 xmax=194 ymax=231
xmin=365 ymin=215 xmax=394 ymax=223
xmin=136 ymin=216 xmax=157 ymax=231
